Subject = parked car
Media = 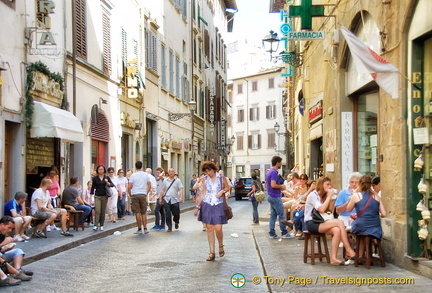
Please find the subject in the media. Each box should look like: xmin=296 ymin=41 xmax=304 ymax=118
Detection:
xmin=234 ymin=177 xmax=253 ymax=200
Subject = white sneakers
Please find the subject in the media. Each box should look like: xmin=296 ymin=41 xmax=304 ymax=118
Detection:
xmin=13 ymin=235 xmax=24 ymax=242
xmin=100 ymin=226 xmax=104 ymax=231
xmin=46 ymin=225 xmax=60 ymax=232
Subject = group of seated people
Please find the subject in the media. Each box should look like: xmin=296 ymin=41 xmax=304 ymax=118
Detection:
xmin=282 ymin=172 xmax=386 ymax=266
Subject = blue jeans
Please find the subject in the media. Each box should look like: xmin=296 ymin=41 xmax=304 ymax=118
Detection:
xmin=267 ymin=196 xmax=288 ymax=236
xmin=164 ymin=201 xmax=180 ymax=230
xmin=251 ymin=199 xmax=259 ymax=223
xmin=75 ymin=204 xmax=92 ymax=225
xmin=154 ymin=200 xmax=165 ymax=227
xmin=117 ymin=192 xmax=126 ymax=218
xmin=293 ymin=210 xmax=306 ymax=232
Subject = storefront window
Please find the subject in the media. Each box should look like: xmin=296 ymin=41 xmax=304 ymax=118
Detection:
xmin=357 ymin=93 xmax=378 ymax=176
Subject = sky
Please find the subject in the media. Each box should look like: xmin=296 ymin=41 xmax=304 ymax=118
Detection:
xmin=226 ymin=0 xmax=282 ymax=47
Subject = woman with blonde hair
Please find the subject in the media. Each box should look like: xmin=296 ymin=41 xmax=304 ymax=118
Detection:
xmin=194 ymin=161 xmax=230 ymax=261
xmin=304 ymin=177 xmax=356 ymax=265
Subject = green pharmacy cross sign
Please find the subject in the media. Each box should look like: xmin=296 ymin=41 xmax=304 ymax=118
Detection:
xmin=289 ymin=0 xmax=325 ymax=30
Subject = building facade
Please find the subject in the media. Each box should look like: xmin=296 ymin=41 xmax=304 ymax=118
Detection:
xmin=270 ymin=0 xmax=432 ymax=277
xmin=229 ymin=68 xmax=287 ymax=181
xmin=0 ymin=0 xmax=235 ymax=214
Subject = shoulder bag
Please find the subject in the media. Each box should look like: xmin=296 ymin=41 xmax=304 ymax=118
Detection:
xmin=350 ymin=192 xmax=374 ymax=220
xmin=220 ymin=176 xmax=233 ymax=220
xmin=162 ymin=178 xmax=176 ymax=201
xmin=105 ymin=176 xmax=113 ymax=197
xmin=254 ymin=180 xmax=266 ymax=203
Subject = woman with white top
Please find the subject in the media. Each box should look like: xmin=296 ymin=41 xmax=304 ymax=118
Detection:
xmin=304 ymin=176 xmax=356 ymax=266
xmin=194 ymin=161 xmax=230 ymax=261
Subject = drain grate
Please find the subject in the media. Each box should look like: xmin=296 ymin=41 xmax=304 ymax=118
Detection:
xmin=141 ymin=261 xmax=185 ymax=268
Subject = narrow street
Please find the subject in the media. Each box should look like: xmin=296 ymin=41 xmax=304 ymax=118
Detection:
xmin=3 ymin=198 xmax=432 ymax=292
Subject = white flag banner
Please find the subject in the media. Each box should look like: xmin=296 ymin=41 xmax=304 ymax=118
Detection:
xmin=340 ymin=26 xmax=399 ymax=99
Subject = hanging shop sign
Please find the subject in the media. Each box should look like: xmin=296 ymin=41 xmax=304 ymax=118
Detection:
xmin=288 ymin=31 xmax=325 ymax=40
xmin=172 ymin=141 xmax=182 ymax=151
xmin=308 ymin=100 xmax=323 ymax=125
xmin=220 ymin=116 xmax=226 ymax=148
xmin=209 ymin=95 xmax=215 ymax=135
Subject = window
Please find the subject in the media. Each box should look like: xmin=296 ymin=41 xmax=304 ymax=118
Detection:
xmin=356 ymin=92 xmax=378 ymax=177
xmin=169 ymin=50 xmax=174 ymax=94
xmin=237 ymin=109 xmax=244 ymax=122
xmin=268 ymin=132 xmax=275 ymax=148
xmin=266 ymin=104 xmax=276 ymax=119
xmin=250 ymin=106 xmax=259 ymax=121
xmin=145 ymin=29 xmax=158 ymax=73
xmin=237 ymin=84 xmax=243 ymax=94
xmin=161 ymin=45 xmax=167 ymax=89
xmin=252 ymin=81 xmax=258 ymax=91
xmin=121 ymin=28 xmax=127 ymax=74
xmin=176 ymin=57 xmax=180 ymax=98
xmin=248 ymin=134 xmax=261 ymax=150
xmin=269 ymin=78 xmax=274 ymax=89
xmin=75 ymin=0 xmax=87 ymax=60
xmin=102 ymin=13 xmax=112 ymax=75
xmin=237 ymin=135 xmax=244 ymax=150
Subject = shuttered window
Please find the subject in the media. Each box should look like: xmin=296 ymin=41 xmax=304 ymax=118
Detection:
xmin=75 ymin=0 xmax=87 ymax=60
xmin=268 ymin=132 xmax=275 ymax=148
xmin=102 ymin=13 xmax=112 ymax=75
xmin=237 ymin=135 xmax=244 ymax=150
xmin=121 ymin=28 xmax=127 ymax=72
xmin=91 ymin=112 xmax=110 ymax=142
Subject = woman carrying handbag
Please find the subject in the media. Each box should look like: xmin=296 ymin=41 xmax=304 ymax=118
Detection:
xmin=194 ymin=161 xmax=230 ymax=261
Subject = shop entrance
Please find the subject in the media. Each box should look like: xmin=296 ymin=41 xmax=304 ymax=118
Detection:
xmin=310 ymin=137 xmax=323 ymax=180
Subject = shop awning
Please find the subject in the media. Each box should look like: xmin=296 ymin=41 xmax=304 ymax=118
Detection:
xmin=30 ymin=101 xmax=84 ymax=143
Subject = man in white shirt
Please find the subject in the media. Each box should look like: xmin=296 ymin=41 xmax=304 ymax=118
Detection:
xmin=30 ymin=179 xmax=73 ymax=238
xmin=128 ymin=161 xmax=151 ymax=234
xmin=159 ymin=168 xmax=184 ymax=232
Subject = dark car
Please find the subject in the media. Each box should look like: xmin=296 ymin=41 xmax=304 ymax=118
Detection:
xmin=234 ymin=177 xmax=253 ymax=200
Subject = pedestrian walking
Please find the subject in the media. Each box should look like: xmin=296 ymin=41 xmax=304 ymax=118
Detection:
xmin=106 ymin=167 xmax=119 ymax=223
xmin=190 ymin=174 xmax=197 ymax=202
xmin=116 ymin=169 xmax=128 ymax=220
xmin=128 ymin=161 xmax=151 ymax=234
xmin=246 ymin=173 xmax=263 ymax=226
xmin=91 ymin=165 xmax=115 ymax=231
xmin=193 ymin=161 xmax=229 ymax=261
xmin=151 ymin=167 xmax=166 ymax=230
xmin=146 ymin=168 xmax=157 ymax=215
xmin=159 ymin=168 xmax=184 ymax=232
xmin=265 ymin=156 xmax=293 ymax=239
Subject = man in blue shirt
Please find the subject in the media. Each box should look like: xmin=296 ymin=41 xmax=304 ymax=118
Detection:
xmin=265 ymin=156 xmax=293 ymax=239
xmin=3 ymin=192 xmax=32 ymax=242
xmin=335 ymin=172 xmax=362 ymax=229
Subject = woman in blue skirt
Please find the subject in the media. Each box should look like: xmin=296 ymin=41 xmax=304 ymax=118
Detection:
xmin=194 ymin=161 xmax=230 ymax=261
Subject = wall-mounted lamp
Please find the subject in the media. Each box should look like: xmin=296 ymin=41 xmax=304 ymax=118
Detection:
xmin=99 ymin=97 xmax=108 ymax=107
xmin=274 ymin=122 xmax=285 ymax=136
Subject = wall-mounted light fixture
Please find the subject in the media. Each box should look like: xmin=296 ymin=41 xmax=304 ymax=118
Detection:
xmin=262 ymin=30 xmax=280 ymax=61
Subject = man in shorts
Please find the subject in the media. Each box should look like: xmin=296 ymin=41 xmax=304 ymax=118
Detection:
xmin=3 ymin=192 xmax=32 ymax=242
xmin=30 ymin=179 xmax=73 ymax=238
xmin=128 ymin=161 xmax=151 ymax=235
xmin=0 ymin=216 xmax=33 ymax=285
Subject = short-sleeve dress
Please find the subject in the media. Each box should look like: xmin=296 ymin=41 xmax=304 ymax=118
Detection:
xmin=198 ymin=173 xmax=228 ymax=225
xmin=351 ymin=191 xmax=383 ymax=239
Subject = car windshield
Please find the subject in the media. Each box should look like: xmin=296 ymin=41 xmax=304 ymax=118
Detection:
xmin=238 ymin=178 xmax=252 ymax=185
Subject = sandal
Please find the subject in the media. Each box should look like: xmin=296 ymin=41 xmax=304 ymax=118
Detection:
xmin=219 ymin=245 xmax=225 ymax=257
xmin=206 ymin=253 xmax=215 ymax=261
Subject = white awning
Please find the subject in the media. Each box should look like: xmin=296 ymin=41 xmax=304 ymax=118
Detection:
xmin=30 ymin=101 xmax=84 ymax=143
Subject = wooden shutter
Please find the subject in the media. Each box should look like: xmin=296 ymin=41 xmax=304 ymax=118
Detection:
xmin=248 ymin=135 xmax=252 ymax=149
xmin=102 ymin=13 xmax=112 ymax=74
xmin=266 ymin=106 xmax=269 ymax=119
xmin=75 ymin=0 xmax=87 ymax=60
xmin=258 ymin=134 xmax=261 ymax=149
xmin=91 ymin=112 xmax=110 ymax=142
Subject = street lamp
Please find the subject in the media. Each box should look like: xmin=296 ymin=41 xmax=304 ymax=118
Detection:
xmin=168 ymin=100 xmax=197 ymax=121
xmin=274 ymin=122 xmax=284 ymax=136
xmin=262 ymin=30 xmax=280 ymax=61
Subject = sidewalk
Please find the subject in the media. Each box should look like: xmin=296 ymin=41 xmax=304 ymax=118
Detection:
xmin=252 ymin=200 xmax=432 ymax=291
xmin=18 ymin=200 xmax=197 ymax=266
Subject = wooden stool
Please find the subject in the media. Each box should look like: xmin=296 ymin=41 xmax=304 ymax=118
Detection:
xmin=354 ymin=233 xmax=385 ymax=269
xmin=67 ymin=210 xmax=84 ymax=231
xmin=342 ymin=232 xmax=356 ymax=258
xmin=303 ymin=232 xmax=330 ymax=264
